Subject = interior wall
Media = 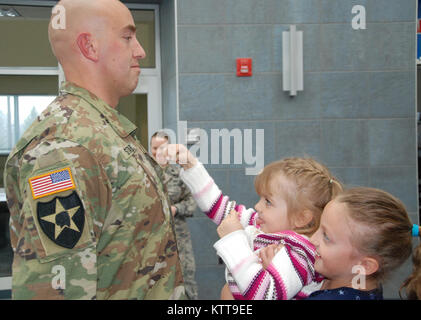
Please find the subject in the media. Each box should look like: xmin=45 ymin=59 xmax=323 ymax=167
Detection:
xmin=0 ymin=19 xmax=56 ymax=67
xmin=0 ymin=6 xmax=156 ymax=68
xmin=176 ymin=0 xmax=418 ymax=299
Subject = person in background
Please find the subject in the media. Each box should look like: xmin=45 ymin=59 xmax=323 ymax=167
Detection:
xmin=150 ymin=131 xmax=198 ymax=299
xmin=3 ymin=0 xmax=185 ymax=299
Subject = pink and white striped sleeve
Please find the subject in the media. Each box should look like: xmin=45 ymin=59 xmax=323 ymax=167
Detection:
xmin=180 ymin=162 xmax=258 ymax=226
xmin=214 ymin=231 xmax=307 ymax=300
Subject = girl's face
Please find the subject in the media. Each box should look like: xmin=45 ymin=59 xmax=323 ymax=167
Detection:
xmin=254 ymin=175 xmax=293 ymax=234
xmin=310 ymin=200 xmax=365 ymax=287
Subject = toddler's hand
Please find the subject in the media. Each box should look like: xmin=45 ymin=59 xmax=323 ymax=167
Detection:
xmin=156 ymin=143 xmax=197 ymax=169
xmin=217 ymin=210 xmax=243 ymax=238
xmin=259 ymin=244 xmax=283 ymax=269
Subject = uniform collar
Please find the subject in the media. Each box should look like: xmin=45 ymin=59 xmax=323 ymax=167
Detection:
xmin=60 ymin=81 xmax=137 ymax=138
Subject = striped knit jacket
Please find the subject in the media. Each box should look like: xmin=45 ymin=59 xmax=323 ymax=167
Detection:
xmin=180 ymin=162 xmax=324 ymax=300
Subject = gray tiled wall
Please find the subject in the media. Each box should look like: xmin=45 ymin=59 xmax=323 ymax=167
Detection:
xmin=174 ymin=0 xmax=418 ymax=299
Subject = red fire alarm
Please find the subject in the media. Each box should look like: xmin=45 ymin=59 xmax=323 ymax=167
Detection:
xmin=236 ymin=58 xmax=252 ymax=77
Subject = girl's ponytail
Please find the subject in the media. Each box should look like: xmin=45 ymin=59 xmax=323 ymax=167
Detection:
xmin=400 ymin=226 xmax=421 ymax=300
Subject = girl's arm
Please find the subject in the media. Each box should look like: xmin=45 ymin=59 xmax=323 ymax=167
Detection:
xmin=157 ymin=143 xmax=258 ymax=227
xmin=213 ymin=231 xmax=302 ymax=300
xmin=214 ymin=231 xmax=320 ymax=300
xmin=180 ymin=161 xmax=257 ymax=227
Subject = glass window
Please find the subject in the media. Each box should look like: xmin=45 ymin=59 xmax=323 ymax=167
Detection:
xmin=0 ymin=95 xmax=55 ymax=154
xmin=0 ymin=75 xmax=58 ymax=188
xmin=132 ymin=9 xmax=156 ymax=68
xmin=118 ymin=94 xmax=148 ymax=149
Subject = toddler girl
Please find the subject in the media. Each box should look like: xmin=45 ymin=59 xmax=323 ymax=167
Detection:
xmin=158 ymin=144 xmax=342 ymax=300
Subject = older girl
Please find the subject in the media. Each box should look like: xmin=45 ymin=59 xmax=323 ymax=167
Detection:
xmin=276 ymin=187 xmax=413 ymax=300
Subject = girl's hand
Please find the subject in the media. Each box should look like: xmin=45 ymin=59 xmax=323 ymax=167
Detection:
xmin=259 ymin=244 xmax=283 ymax=269
xmin=156 ymin=143 xmax=197 ymax=169
xmin=217 ymin=210 xmax=243 ymax=238
xmin=220 ymin=283 xmax=235 ymax=300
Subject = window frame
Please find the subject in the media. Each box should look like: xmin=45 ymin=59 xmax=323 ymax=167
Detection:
xmin=0 ymin=94 xmax=57 ymax=155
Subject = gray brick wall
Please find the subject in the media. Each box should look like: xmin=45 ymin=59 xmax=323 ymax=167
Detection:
xmin=173 ymin=0 xmax=418 ymax=299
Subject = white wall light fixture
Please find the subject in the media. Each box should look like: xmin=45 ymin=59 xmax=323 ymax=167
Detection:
xmin=282 ymin=25 xmax=303 ymax=96
xmin=0 ymin=7 xmax=21 ymax=17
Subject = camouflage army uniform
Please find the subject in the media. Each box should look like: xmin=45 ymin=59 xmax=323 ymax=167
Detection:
xmin=163 ymin=164 xmax=198 ymax=300
xmin=4 ymin=82 xmax=186 ymax=300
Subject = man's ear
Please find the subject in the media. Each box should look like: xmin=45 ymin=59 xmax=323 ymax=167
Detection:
xmin=76 ymin=33 xmax=99 ymax=62
xmin=359 ymin=257 xmax=379 ymax=277
xmin=294 ymin=209 xmax=314 ymax=229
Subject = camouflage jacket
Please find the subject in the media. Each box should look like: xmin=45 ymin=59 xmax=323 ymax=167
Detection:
xmin=162 ymin=164 xmax=196 ymax=221
xmin=4 ymin=82 xmax=185 ymax=300
xmin=162 ymin=165 xmax=198 ymax=299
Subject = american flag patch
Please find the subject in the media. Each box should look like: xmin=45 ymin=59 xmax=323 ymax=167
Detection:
xmin=29 ymin=168 xmax=75 ymax=200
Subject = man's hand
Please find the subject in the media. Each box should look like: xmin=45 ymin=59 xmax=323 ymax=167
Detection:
xmin=171 ymin=206 xmax=177 ymax=217
xmin=156 ymin=143 xmax=197 ymax=170
xmin=217 ymin=210 xmax=243 ymax=238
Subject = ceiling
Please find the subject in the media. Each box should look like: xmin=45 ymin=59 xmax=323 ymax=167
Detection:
xmin=0 ymin=1 xmax=159 ymax=19
xmin=0 ymin=0 xmax=162 ymax=4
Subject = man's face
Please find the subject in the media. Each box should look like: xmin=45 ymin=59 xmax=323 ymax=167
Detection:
xmin=150 ymin=136 xmax=168 ymax=159
xmin=100 ymin=5 xmax=146 ymax=98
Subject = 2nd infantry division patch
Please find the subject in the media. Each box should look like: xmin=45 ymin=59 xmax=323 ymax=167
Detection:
xmin=37 ymin=191 xmax=85 ymax=249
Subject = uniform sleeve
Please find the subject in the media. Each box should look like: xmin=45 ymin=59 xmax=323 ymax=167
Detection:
xmin=214 ymin=231 xmax=304 ymax=300
xmin=173 ymin=187 xmax=196 ymax=218
xmin=180 ymin=162 xmax=258 ymax=226
xmin=5 ymin=139 xmax=111 ymax=300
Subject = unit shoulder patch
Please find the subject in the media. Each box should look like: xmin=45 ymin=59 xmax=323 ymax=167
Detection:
xmin=37 ymin=191 xmax=85 ymax=249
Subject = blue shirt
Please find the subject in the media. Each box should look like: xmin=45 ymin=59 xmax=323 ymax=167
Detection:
xmin=306 ymin=286 xmax=383 ymax=300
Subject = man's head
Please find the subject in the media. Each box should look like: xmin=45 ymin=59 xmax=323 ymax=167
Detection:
xmin=49 ymin=0 xmax=146 ymax=107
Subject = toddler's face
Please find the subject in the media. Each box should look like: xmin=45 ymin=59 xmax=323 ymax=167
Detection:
xmin=254 ymin=176 xmax=292 ymax=233
xmin=310 ymin=200 xmax=364 ymax=286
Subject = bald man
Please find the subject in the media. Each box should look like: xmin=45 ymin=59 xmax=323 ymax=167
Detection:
xmin=4 ymin=0 xmax=185 ymax=300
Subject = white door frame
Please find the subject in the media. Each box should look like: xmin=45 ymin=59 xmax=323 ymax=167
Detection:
xmin=128 ymin=4 xmax=162 ymax=150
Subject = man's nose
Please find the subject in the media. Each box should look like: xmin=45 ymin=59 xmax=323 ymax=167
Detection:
xmin=134 ymin=38 xmax=146 ymax=60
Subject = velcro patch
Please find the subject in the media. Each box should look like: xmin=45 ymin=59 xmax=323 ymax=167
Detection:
xmin=29 ymin=167 xmax=75 ymax=200
xmin=37 ymin=191 xmax=85 ymax=249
